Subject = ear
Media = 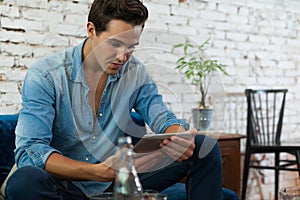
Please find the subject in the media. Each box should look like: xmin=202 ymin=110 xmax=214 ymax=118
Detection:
xmin=87 ymin=22 xmax=97 ymax=39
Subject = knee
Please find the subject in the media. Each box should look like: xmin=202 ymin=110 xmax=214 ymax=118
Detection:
xmin=194 ymin=134 xmax=221 ymax=162
xmin=5 ymin=166 xmax=49 ymax=197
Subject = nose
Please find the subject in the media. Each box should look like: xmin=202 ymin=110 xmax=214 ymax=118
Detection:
xmin=116 ymin=52 xmax=127 ymax=62
xmin=116 ymin=47 xmax=129 ymax=62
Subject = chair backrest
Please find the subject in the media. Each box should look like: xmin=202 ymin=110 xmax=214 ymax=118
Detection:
xmin=245 ymin=89 xmax=287 ymax=146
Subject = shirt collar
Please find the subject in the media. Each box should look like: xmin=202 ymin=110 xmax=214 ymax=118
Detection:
xmin=71 ymin=38 xmax=86 ymax=83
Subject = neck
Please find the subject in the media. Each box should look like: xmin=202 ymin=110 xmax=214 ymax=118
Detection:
xmin=82 ymin=38 xmax=102 ymax=73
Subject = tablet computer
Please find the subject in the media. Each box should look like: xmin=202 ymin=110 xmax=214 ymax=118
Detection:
xmin=133 ymin=133 xmax=193 ymax=153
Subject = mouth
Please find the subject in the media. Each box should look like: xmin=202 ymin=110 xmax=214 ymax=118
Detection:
xmin=110 ymin=62 xmax=123 ymax=69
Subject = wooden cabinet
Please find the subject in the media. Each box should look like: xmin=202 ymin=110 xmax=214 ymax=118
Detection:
xmin=214 ymin=133 xmax=246 ymax=198
xmin=181 ymin=132 xmax=245 ymax=198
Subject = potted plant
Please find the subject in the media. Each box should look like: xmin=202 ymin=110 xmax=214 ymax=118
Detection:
xmin=172 ymin=38 xmax=229 ymax=131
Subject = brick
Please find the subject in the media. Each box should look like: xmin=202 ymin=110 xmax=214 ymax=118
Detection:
xmin=0 ymin=82 xmax=19 ymax=93
xmin=144 ymin=2 xmax=169 ymax=14
xmin=0 ymin=93 xmax=22 ymax=104
xmin=0 ymin=56 xmax=15 ymax=68
xmin=43 ymin=33 xmax=69 ymax=47
xmin=21 ymin=20 xmax=45 ymax=32
xmin=171 ymin=5 xmax=199 ymax=18
xmin=16 ymin=0 xmax=50 ymax=9
xmin=64 ymin=14 xmax=87 ymax=27
xmin=278 ymin=61 xmax=296 ymax=69
xmin=249 ymin=35 xmax=270 ymax=44
xmin=0 ymin=29 xmax=25 ymax=43
xmin=168 ymin=26 xmax=197 ymax=36
xmin=226 ymin=32 xmax=248 ymax=42
xmin=63 ymin=1 xmax=89 ymax=15
xmin=217 ymin=4 xmax=238 ymax=14
xmin=260 ymin=60 xmax=276 ymax=68
xmin=22 ymin=8 xmax=63 ymax=23
xmin=212 ymin=21 xmax=238 ymax=32
xmin=49 ymin=23 xmax=84 ymax=37
xmin=198 ymin=11 xmax=226 ymax=21
xmin=213 ymin=31 xmax=226 ymax=40
xmin=162 ymin=15 xmax=187 ymax=26
xmin=0 ymin=105 xmax=20 ymax=114
xmin=0 ymin=5 xmax=20 ymax=17
xmin=1 ymin=17 xmax=25 ymax=31
xmin=226 ymin=14 xmax=248 ymax=24
xmin=238 ymin=6 xmax=249 ymax=15
xmin=246 ymin=1 xmax=265 ymax=9
xmin=1 ymin=43 xmax=33 ymax=57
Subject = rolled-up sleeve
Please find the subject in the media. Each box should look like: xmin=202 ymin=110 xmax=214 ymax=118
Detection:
xmin=15 ymin=68 xmax=61 ymax=169
xmin=132 ymin=67 xmax=189 ymax=133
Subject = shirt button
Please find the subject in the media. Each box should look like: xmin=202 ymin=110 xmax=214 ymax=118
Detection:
xmin=85 ymin=157 xmax=89 ymax=161
xmin=92 ymin=136 xmax=96 ymax=140
xmin=99 ymin=113 xmax=103 ymax=117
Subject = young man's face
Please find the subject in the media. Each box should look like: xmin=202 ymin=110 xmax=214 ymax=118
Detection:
xmin=88 ymin=20 xmax=143 ymax=75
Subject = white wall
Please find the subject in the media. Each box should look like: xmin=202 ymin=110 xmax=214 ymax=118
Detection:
xmin=1 ymin=0 xmax=300 ymax=199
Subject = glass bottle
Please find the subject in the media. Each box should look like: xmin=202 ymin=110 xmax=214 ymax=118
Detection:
xmin=113 ymin=136 xmax=144 ymax=200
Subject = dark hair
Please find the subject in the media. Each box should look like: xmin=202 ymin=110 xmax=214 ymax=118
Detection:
xmin=88 ymin=0 xmax=148 ymax=34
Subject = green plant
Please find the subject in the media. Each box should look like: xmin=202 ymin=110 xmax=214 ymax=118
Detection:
xmin=172 ymin=38 xmax=229 ymax=109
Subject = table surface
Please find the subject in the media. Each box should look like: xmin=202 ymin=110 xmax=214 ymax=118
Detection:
xmin=198 ymin=131 xmax=246 ymax=140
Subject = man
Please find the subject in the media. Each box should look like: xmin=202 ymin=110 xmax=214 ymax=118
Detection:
xmin=5 ymin=0 xmax=223 ymax=199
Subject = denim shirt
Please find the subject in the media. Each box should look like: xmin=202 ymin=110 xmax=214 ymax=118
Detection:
xmin=14 ymin=39 xmax=189 ymax=196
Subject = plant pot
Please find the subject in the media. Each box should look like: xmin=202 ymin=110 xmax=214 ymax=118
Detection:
xmin=191 ymin=108 xmax=213 ymax=131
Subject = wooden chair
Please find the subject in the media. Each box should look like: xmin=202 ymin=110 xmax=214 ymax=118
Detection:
xmin=241 ymin=89 xmax=300 ymax=200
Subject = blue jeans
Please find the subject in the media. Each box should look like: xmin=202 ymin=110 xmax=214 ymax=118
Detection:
xmin=5 ymin=134 xmax=223 ymax=200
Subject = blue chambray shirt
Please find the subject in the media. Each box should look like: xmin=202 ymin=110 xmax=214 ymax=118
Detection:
xmin=14 ymin=39 xmax=189 ymax=196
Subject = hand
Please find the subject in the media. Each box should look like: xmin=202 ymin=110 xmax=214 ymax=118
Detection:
xmin=159 ymin=128 xmax=197 ymax=162
xmin=99 ymin=155 xmax=116 ymax=181
xmin=132 ymin=151 xmax=165 ymax=173
xmin=104 ymin=149 xmax=164 ymax=176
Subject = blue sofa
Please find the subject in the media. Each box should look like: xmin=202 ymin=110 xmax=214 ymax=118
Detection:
xmin=0 ymin=114 xmax=238 ymax=200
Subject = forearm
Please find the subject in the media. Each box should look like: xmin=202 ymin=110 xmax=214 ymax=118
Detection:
xmin=45 ymin=152 xmax=115 ymax=182
xmin=164 ymin=124 xmax=186 ymax=133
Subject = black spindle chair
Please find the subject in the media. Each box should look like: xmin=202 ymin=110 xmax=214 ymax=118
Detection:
xmin=242 ymin=89 xmax=300 ymax=200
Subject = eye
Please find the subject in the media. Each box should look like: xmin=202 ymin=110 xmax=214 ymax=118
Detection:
xmin=108 ymin=40 xmax=122 ymax=48
xmin=127 ymin=45 xmax=136 ymax=52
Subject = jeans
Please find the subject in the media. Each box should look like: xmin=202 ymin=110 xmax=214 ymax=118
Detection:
xmin=5 ymin=134 xmax=223 ymax=200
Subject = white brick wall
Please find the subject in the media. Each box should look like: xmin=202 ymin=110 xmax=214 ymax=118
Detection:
xmin=1 ymin=0 xmax=300 ymax=198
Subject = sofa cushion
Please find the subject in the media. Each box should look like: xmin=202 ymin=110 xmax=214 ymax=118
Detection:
xmin=0 ymin=114 xmax=18 ymax=186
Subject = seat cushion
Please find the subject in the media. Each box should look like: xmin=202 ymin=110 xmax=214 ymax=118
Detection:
xmin=0 ymin=114 xmax=18 ymax=186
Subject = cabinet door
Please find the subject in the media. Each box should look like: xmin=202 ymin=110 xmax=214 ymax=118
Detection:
xmin=219 ymin=139 xmax=241 ymax=197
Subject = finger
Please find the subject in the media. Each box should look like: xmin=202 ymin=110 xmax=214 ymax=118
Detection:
xmin=163 ymin=140 xmax=190 ymax=156
xmin=135 ymin=155 xmax=165 ymax=173
xmin=166 ymin=136 xmax=195 ymax=154
xmin=160 ymin=144 xmax=187 ymax=160
xmin=170 ymin=135 xmax=195 ymax=147
xmin=161 ymin=135 xmax=193 ymax=148
xmin=135 ymin=156 xmax=164 ymax=173
xmin=188 ymin=128 xmax=198 ymax=135
xmin=160 ymin=137 xmax=195 ymax=160
xmin=133 ymin=151 xmax=164 ymax=172
xmin=102 ymin=155 xmax=115 ymax=168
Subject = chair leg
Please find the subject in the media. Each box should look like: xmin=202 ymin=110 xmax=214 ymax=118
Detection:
xmin=242 ymin=149 xmax=251 ymax=200
xmin=295 ymin=150 xmax=300 ymax=178
xmin=275 ymin=152 xmax=280 ymax=200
